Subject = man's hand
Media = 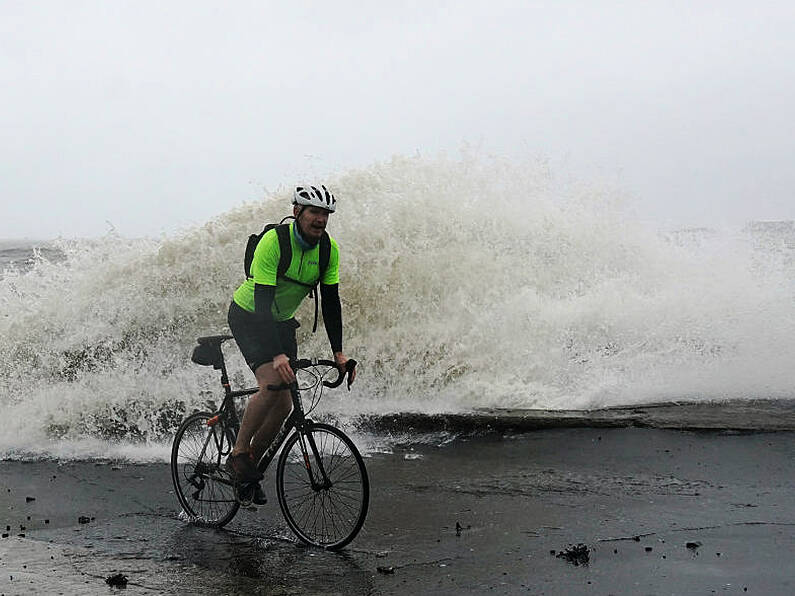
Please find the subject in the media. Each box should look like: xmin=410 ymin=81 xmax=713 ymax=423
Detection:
xmin=334 ymin=351 xmax=356 ymax=385
xmin=272 ymin=353 xmax=296 ymax=384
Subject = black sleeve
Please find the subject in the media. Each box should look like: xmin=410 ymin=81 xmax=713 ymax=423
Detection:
xmin=254 ymin=283 xmax=284 ymax=355
xmin=319 ymin=283 xmax=343 ymax=353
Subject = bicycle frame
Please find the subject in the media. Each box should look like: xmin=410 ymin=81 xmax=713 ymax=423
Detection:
xmin=203 ymin=357 xmax=334 ymax=491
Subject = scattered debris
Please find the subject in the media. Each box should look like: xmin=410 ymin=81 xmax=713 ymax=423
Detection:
xmin=105 ymin=573 xmax=128 ymax=587
xmin=377 ymin=566 xmax=396 ymax=574
xmin=598 ymin=532 xmax=656 ymax=542
xmin=554 ymin=543 xmax=590 ymax=566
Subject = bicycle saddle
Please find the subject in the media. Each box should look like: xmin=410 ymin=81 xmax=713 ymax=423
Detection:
xmin=196 ymin=334 xmax=233 ymax=346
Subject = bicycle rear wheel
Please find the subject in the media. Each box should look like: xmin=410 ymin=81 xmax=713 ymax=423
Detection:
xmin=276 ymin=423 xmax=369 ymax=550
xmin=171 ymin=411 xmax=240 ymax=527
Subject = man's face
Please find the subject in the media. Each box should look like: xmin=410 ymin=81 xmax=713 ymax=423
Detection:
xmin=295 ymin=205 xmax=330 ymax=241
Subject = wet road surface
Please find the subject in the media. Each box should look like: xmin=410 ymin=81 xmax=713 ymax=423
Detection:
xmin=2 ymin=427 xmax=794 ymax=594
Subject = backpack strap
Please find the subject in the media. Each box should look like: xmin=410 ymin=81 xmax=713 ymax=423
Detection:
xmin=318 ymin=231 xmax=331 ymax=280
xmin=309 ymin=231 xmax=332 ymax=332
xmin=272 ymin=225 xmax=332 ymax=334
xmin=274 ymin=223 xmax=292 ymax=279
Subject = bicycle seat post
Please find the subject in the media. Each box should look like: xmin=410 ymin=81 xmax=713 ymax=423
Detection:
xmin=219 ymin=361 xmax=231 ymax=395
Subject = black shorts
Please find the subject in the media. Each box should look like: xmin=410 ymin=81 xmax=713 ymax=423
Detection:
xmin=227 ymin=301 xmax=299 ymax=372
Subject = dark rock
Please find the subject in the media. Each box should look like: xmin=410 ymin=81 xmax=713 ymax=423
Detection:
xmin=25 ymin=497 xmax=35 ymax=503
xmin=1 ymin=533 xmax=8 ymax=538
xmin=645 ymin=547 xmax=653 ymax=552
xmin=377 ymin=566 xmax=396 ymax=574
xmin=686 ymin=541 xmax=702 ymax=550
xmin=555 ymin=543 xmax=590 ymax=567
xmin=78 ymin=516 xmax=91 ymax=524
xmin=105 ymin=573 xmax=128 ymax=587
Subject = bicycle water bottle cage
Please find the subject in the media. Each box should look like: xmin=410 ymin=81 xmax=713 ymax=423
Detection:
xmin=191 ymin=335 xmax=233 ymax=370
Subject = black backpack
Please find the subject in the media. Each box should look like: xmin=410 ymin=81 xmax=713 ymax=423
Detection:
xmin=244 ymin=217 xmax=331 ymax=332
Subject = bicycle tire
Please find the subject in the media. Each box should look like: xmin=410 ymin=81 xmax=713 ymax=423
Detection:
xmin=276 ymin=423 xmax=369 ymax=550
xmin=171 ymin=411 xmax=240 ymax=527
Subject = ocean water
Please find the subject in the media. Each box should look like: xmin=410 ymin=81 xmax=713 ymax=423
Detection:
xmin=1 ymin=155 xmax=793 ymax=460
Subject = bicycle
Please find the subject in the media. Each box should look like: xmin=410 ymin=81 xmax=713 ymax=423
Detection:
xmin=170 ymin=334 xmax=369 ymax=550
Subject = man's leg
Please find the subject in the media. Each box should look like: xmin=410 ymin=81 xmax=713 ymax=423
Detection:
xmin=248 ymin=364 xmax=293 ymax=463
xmin=232 ymin=362 xmax=292 ymax=458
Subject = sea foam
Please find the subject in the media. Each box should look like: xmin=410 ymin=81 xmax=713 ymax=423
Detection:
xmin=1 ymin=154 xmax=793 ymax=459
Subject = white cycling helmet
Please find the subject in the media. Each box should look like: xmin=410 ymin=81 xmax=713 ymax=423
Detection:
xmin=293 ymin=184 xmax=336 ymax=213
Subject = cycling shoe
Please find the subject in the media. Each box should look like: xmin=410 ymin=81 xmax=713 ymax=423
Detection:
xmin=225 ymin=452 xmax=263 ymax=483
xmin=238 ymin=481 xmax=267 ymax=505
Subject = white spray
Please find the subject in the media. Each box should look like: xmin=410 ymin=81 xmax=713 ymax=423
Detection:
xmin=1 ymin=154 xmax=792 ymax=459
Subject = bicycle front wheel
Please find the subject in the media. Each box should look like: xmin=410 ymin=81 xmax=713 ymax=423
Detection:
xmin=171 ymin=411 xmax=240 ymax=527
xmin=276 ymin=423 xmax=369 ymax=550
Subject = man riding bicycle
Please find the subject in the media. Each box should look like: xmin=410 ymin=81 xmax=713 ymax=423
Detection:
xmin=226 ymin=184 xmax=356 ymax=503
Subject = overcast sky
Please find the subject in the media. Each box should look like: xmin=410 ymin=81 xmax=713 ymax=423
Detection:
xmin=2 ymin=1 xmax=794 ymax=239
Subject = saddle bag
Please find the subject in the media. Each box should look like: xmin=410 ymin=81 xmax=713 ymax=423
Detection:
xmin=191 ymin=342 xmax=223 ymax=369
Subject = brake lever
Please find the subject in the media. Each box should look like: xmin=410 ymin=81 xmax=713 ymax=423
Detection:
xmin=345 ymin=359 xmax=357 ymax=391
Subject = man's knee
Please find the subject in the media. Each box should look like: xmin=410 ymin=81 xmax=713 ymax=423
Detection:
xmin=254 ymin=362 xmax=279 ymax=388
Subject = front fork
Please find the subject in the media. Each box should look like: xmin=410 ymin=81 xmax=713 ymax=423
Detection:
xmin=297 ymin=424 xmax=332 ymax=491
